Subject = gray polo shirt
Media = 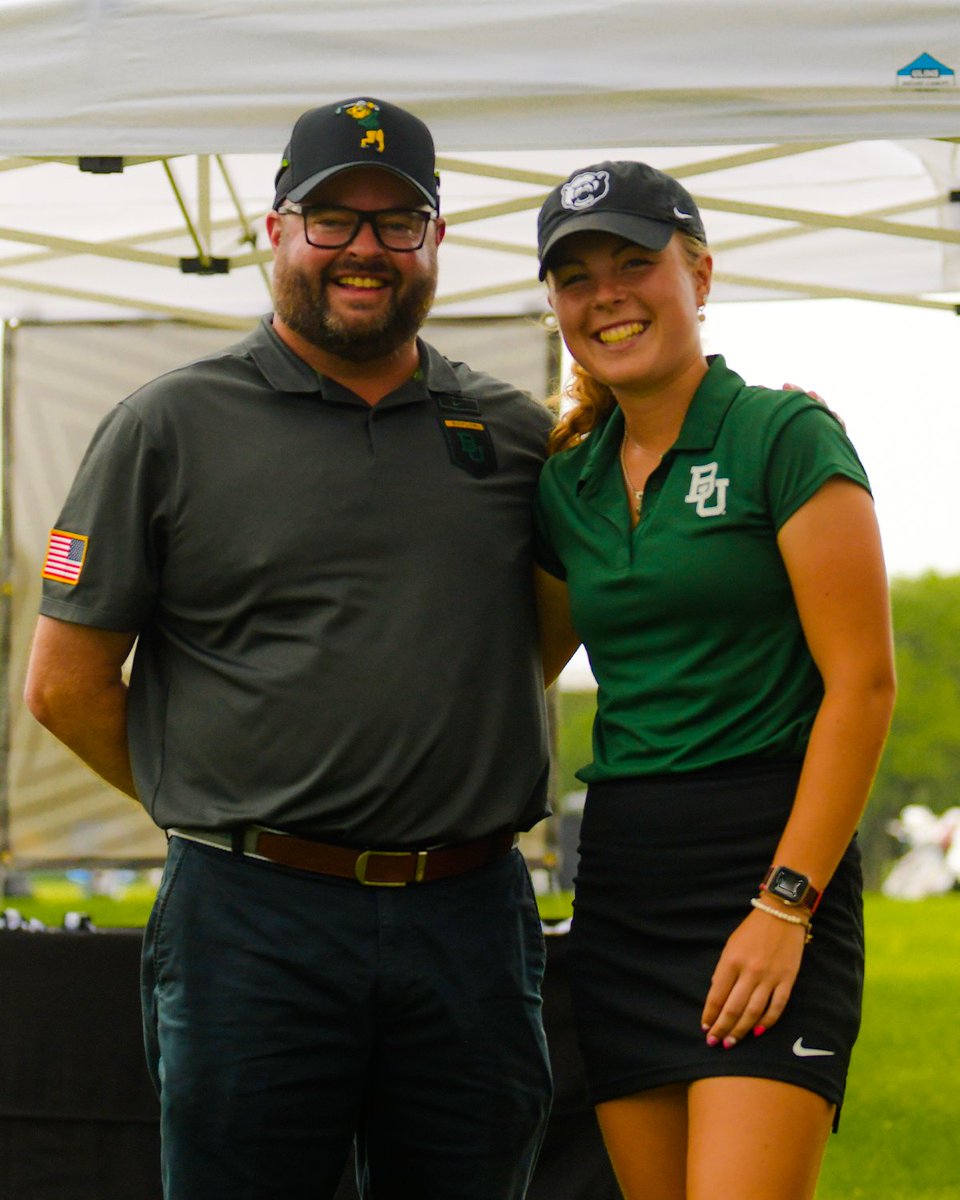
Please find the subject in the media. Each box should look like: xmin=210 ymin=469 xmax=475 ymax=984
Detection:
xmin=40 ymin=317 xmax=553 ymax=845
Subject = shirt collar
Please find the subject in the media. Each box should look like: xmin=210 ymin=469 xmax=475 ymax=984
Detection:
xmin=416 ymin=338 xmax=465 ymax=397
xmin=244 ymin=315 xmax=453 ymax=408
xmin=243 ymin=315 xmax=325 ymax=394
xmin=671 ymin=355 xmax=743 ymax=451
xmin=575 ymin=354 xmax=742 ymax=496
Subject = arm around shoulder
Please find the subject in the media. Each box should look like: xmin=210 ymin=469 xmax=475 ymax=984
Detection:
xmin=25 ymin=615 xmax=140 ymax=799
xmin=535 ymin=566 xmax=582 ymax=689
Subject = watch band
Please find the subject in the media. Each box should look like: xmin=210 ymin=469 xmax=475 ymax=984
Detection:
xmin=761 ymin=865 xmax=822 ymax=912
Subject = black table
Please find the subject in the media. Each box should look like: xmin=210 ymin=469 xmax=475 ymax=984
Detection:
xmin=0 ymin=926 xmax=617 ymax=1200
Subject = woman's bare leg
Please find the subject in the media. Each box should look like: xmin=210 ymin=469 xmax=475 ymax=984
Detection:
xmin=595 ymin=1083 xmax=688 ymax=1200
xmin=687 ymin=1076 xmax=833 ymax=1200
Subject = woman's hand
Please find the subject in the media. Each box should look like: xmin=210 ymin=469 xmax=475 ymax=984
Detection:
xmin=699 ymin=907 xmax=807 ymax=1047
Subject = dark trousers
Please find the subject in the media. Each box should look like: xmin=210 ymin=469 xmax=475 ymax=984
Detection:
xmin=141 ymin=837 xmax=552 ymax=1200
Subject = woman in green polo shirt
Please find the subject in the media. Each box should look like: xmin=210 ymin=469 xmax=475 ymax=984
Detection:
xmin=533 ymin=161 xmax=896 ymax=1200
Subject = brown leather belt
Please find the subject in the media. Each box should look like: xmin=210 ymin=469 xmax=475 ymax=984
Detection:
xmin=168 ymin=825 xmax=518 ymax=886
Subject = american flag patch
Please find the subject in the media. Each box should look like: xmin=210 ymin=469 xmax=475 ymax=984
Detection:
xmin=42 ymin=529 xmax=88 ymax=585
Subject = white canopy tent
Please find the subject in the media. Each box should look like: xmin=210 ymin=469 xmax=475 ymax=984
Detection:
xmin=0 ymin=0 xmax=958 ymax=326
xmin=1 ymin=0 xmax=959 ymax=865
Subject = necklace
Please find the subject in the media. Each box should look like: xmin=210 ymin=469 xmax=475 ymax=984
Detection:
xmin=619 ymin=431 xmax=663 ymax=517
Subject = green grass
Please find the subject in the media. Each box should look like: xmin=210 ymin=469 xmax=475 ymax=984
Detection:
xmin=535 ymin=889 xmax=574 ymax=923
xmin=8 ymin=880 xmax=958 ymax=1197
xmin=9 ymin=876 xmax=158 ymax=927
xmin=816 ymin=893 xmax=960 ymax=1200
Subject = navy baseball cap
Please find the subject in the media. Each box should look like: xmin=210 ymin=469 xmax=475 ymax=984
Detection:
xmin=537 ymin=160 xmax=706 ymax=279
xmin=273 ymin=97 xmax=439 ymax=211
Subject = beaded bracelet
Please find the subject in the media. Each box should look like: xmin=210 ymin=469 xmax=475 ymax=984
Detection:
xmin=750 ymin=897 xmax=814 ymax=943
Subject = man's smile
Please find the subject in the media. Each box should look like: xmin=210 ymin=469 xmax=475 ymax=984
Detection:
xmin=335 ymin=275 xmax=388 ymax=290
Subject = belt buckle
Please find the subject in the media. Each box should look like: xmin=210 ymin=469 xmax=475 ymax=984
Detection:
xmin=354 ymin=848 xmax=428 ymax=886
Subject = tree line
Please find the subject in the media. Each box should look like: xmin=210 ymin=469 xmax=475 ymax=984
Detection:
xmin=861 ymin=571 xmax=960 ymax=887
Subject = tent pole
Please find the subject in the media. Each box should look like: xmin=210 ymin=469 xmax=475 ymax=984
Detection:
xmin=216 ymin=156 xmax=273 ymax=296
xmin=0 ymin=321 xmax=12 ymax=888
xmin=198 ymin=155 xmax=212 ymax=259
xmin=162 ymin=159 xmax=212 ymax=268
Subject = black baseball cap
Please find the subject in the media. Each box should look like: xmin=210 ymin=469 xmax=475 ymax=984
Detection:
xmin=537 ymin=160 xmax=706 ymax=279
xmin=273 ymin=97 xmax=439 ymax=211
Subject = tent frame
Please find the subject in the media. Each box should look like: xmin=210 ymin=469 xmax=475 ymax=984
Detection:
xmin=1 ymin=140 xmax=959 ymax=328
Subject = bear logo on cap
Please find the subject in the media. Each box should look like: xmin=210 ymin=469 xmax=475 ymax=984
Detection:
xmin=560 ymin=170 xmax=610 ymax=211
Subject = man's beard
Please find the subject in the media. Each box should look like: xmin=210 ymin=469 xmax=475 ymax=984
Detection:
xmin=273 ymin=255 xmax=436 ymax=363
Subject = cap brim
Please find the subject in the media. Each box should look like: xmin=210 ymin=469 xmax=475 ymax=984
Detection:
xmin=281 ymin=163 xmax=437 ymax=210
xmin=538 ymin=212 xmax=675 ymax=279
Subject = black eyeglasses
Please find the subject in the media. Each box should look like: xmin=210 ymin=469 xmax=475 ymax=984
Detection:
xmin=278 ymin=202 xmax=437 ymax=251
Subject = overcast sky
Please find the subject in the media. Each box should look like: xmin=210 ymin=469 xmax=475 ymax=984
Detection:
xmin=705 ymin=296 xmax=959 ymax=581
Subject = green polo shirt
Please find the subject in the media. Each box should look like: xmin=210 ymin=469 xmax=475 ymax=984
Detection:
xmin=41 ymin=316 xmax=553 ymax=843
xmin=535 ymin=355 xmax=871 ymax=781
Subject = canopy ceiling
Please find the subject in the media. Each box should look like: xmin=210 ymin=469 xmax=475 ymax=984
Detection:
xmin=0 ymin=0 xmax=958 ymax=327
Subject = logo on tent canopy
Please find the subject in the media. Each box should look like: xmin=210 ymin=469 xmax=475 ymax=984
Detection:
xmin=896 ymin=53 xmax=955 ymax=88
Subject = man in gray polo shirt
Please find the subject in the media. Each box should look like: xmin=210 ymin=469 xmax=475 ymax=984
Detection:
xmin=25 ymin=98 xmax=554 ymax=1200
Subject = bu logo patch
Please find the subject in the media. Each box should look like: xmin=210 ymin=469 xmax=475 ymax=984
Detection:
xmin=440 ymin=419 xmax=498 ymax=478
xmin=684 ymin=462 xmax=729 ymax=517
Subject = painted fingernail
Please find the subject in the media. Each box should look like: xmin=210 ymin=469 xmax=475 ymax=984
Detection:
xmin=723 ymin=1036 xmax=737 ymax=1049
xmin=753 ymin=1025 xmax=766 ymax=1037
xmin=701 ymin=1023 xmax=710 ymax=1032
xmin=705 ymin=1034 xmax=719 ymax=1048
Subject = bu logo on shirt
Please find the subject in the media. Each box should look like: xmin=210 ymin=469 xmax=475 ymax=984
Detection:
xmin=684 ymin=462 xmax=729 ymax=517
xmin=439 ymin=418 xmax=498 ymax=478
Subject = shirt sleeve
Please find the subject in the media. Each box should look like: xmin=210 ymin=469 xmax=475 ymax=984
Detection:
xmin=764 ymin=401 xmax=871 ymax=532
xmin=39 ymin=401 xmax=168 ymax=631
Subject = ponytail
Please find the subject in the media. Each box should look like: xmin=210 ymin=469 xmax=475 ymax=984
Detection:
xmin=547 ymin=362 xmax=617 ymax=455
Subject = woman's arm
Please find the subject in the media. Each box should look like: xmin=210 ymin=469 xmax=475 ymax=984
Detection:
xmin=534 ymin=566 xmax=582 ymax=688
xmin=770 ymin=477 xmax=896 ymax=884
xmin=701 ymin=478 xmax=896 ymax=1046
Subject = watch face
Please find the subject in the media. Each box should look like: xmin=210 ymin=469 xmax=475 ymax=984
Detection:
xmin=771 ymin=867 xmax=809 ymax=902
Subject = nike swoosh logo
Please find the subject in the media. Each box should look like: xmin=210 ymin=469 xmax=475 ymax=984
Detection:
xmin=792 ymin=1037 xmax=835 ymax=1058
xmin=673 ymin=206 xmax=693 ymax=220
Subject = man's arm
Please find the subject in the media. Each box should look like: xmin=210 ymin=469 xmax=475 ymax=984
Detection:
xmin=24 ymin=615 xmax=139 ymax=798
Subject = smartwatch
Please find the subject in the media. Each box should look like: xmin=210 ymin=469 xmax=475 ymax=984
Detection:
xmin=761 ymin=865 xmax=822 ymax=912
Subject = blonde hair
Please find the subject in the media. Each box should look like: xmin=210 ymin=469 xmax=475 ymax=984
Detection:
xmin=547 ymin=233 xmax=709 ymax=456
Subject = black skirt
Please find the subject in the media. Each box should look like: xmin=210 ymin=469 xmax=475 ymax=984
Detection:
xmin=567 ymin=759 xmax=864 ymax=1120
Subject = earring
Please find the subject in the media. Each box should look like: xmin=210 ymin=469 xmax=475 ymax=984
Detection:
xmin=697 ymin=304 xmax=706 ymax=323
